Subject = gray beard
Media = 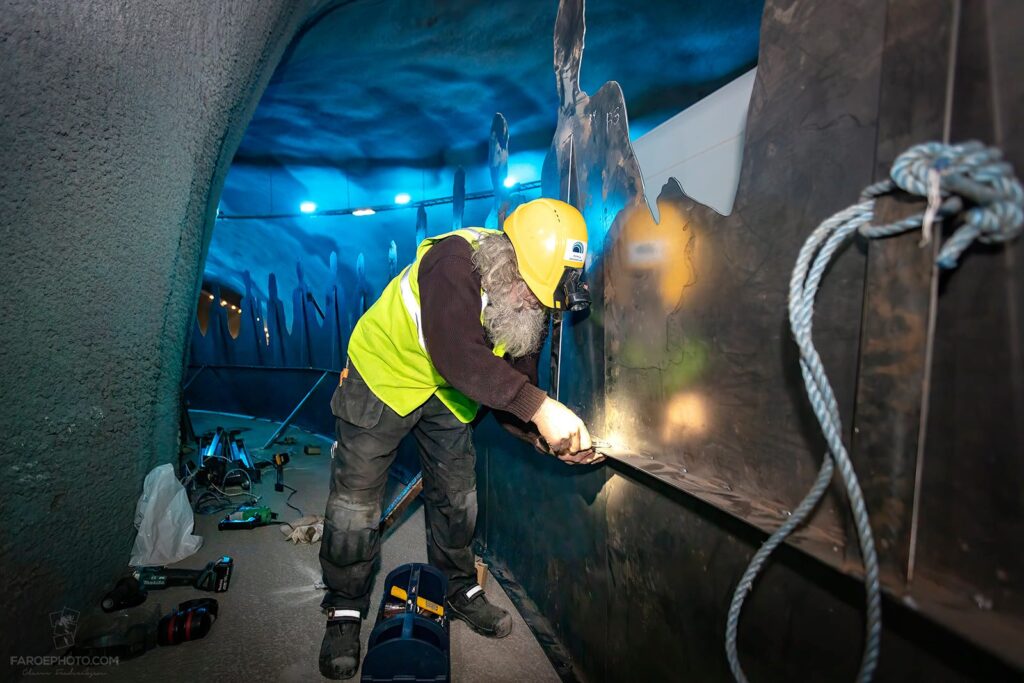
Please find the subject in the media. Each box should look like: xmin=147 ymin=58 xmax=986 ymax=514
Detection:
xmin=472 ymin=232 xmax=548 ymax=358
xmin=482 ymin=291 xmax=547 ymax=358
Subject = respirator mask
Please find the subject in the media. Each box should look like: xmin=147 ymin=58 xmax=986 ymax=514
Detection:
xmin=556 ymin=267 xmax=591 ymax=312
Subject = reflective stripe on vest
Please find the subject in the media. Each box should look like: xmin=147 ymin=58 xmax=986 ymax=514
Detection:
xmin=399 ymin=265 xmax=490 ymax=351
xmin=346 ymin=227 xmax=504 ymax=423
xmin=398 ymin=266 xmax=426 ymax=350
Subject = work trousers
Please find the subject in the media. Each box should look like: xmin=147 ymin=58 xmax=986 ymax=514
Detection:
xmin=319 ymin=365 xmax=478 ymax=614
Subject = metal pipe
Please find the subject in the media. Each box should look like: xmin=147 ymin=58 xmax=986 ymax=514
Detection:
xmin=261 ymin=370 xmax=332 ymax=449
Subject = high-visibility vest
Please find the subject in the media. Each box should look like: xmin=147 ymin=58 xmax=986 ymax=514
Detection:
xmin=347 ymin=228 xmax=505 ymax=423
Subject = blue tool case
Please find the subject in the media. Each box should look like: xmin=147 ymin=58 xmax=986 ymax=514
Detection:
xmin=362 ymin=563 xmax=451 ymax=683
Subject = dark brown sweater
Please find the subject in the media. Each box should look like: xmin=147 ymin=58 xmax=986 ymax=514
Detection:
xmin=418 ymin=236 xmax=548 ymax=423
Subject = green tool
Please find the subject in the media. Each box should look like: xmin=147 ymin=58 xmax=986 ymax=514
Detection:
xmin=218 ymin=505 xmax=277 ymax=530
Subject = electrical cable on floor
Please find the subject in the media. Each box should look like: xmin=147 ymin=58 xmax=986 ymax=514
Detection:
xmin=279 ymin=483 xmax=304 ymax=522
xmin=725 ymin=141 xmax=1023 ymax=683
xmin=194 ymin=490 xmax=254 ymax=516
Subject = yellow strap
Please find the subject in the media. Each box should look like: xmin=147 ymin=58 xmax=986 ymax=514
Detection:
xmin=416 ymin=596 xmax=444 ymax=617
xmin=389 ymin=585 xmax=444 ymax=616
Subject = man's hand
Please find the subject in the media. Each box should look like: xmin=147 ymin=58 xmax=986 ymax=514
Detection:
xmin=531 ymin=397 xmax=592 ymax=456
xmin=530 ymin=435 xmax=604 ymax=465
xmin=556 ymin=448 xmax=606 ymax=466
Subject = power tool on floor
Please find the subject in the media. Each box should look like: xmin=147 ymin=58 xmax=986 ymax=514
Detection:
xmin=218 ymin=504 xmax=278 ymax=530
xmin=272 ymin=452 xmax=290 ymax=492
xmin=102 ymin=556 xmax=233 ymax=612
xmin=197 ymin=427 xmax=261 ymax=489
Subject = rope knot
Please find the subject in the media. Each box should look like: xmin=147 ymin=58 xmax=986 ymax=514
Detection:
xmin=730 ymin=140 xmax=1022 ymax=683
xmin=885 ymin=141 xmax=1024 ymax=268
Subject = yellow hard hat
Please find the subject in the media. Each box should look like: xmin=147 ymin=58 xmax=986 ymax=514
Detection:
xmin=503 ymin=198 xmax=589 ymax=310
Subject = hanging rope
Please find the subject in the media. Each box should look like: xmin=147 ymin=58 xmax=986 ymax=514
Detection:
xmin=725 ymin=141 xmax=1023 ymax=683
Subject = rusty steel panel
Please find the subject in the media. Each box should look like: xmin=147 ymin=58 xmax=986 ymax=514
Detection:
xmin=475 ymin=417 xmax=611 ymax=681
xmin=599 ymin=0 xmax=887 ymax=565
xmin=850 ymin=0 xmax=955 ymax=587
xmin=910 ymin=0 xmax=1024 ymax=660
xmin=473 ymin=0 xmax=1024 ymax=676
xmin=852 ymin=194 xmax=937 ymax=584
xmin=543 ymin=0 xmax=646 ymax=433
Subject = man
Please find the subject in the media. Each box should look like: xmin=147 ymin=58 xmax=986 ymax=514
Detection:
xmin=318 ymin=198 xmax=599 ymax=679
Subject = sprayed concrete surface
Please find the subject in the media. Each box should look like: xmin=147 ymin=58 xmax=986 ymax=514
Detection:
xmin=0 ymin=0 xmax=320 ymax=668
xmin=93 ymin=412 xmax=557 ymax=683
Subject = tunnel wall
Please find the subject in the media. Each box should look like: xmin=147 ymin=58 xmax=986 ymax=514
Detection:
xmin=0 ymin=0 xmax=320 ymax=667
xmin=475 ymin=0 xmax=1024 ymax=680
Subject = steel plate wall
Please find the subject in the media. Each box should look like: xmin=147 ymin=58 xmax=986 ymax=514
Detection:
xmin=475 ymin=0 xmax=1024 ymax=678
xmin=599 ymin=0 xmax=882 ymax=558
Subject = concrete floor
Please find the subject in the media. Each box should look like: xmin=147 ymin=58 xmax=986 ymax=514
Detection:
xmin=97 ymin=412 xmax=558 ymax=683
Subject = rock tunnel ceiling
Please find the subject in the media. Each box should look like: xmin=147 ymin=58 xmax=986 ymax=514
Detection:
xmin=205 ymin=0 xmax=763 ymax=321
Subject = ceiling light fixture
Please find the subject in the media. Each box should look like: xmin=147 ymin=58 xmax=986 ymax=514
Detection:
xmin=299 ymin=201 xmax=317 ymax=214
xmin=394 ymin=193 xmax=411 ymax=205
xmin=216 ymin=179 xmax=541 ymax=221
xmin=503 ymin=176 xmax=517 ymax=188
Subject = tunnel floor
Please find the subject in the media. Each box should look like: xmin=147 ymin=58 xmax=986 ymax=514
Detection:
xmin=102 ymin=412 xmax=557 ymax=682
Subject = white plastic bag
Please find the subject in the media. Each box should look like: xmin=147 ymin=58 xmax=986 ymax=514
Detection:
xmin=128 ymin=463 xmax=203 ymax=567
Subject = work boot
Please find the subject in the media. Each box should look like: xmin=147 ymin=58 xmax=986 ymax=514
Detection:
xmin=319 ymin=610 xmax=361 ymax=680
xmin=446 ymin=585 xmax=512 ymax=638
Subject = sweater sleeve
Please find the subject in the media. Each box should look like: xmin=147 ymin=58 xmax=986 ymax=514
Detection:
xmin=418 ymin=237 xmax=548 ymax=422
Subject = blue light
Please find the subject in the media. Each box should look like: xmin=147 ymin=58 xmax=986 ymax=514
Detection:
xmin=503 ymin=176 xmax=517 ymax=188
xmin=299 ymin=201 xmax=317 ymax=214
xmin=394 ymin=193 xmax=412 ymax=205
